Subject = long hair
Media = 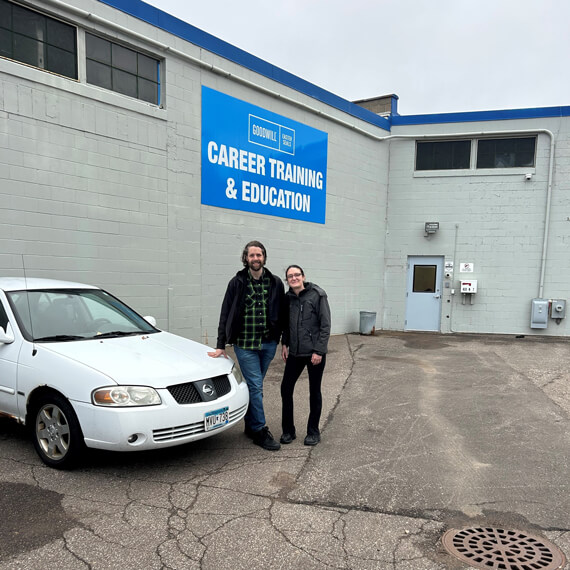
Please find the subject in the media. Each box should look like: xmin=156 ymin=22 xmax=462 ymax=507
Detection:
xmin=241 ymin=240 xmax=267 ymax=267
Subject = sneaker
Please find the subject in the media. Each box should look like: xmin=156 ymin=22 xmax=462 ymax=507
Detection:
xmin=280 ymin=432 xmax=296 ymax=444
xmin=244 ymin=424 xmax=256 ymax=439
xmin=304 ymin=434 xmax=320 ymax=446
xmin=253 ymin=427 xmax=281 ymax=451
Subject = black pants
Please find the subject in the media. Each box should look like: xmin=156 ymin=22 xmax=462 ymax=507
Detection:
xmin=281 ymin=354 xmax=326 ymax=436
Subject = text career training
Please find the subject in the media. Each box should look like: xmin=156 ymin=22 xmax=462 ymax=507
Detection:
xmin=207 ymin=142 xmax=324 ymax=189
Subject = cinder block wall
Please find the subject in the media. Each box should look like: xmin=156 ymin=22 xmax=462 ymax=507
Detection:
xmin=384 ymin=119 xmax=570 ymax=335
xmin=0 ymin=0 xmax=389 ymax=343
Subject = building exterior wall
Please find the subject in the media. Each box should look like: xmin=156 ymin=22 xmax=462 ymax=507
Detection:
xmin=384 ymin=117 xmax=570 ymax=336
xmin=0 ymin=0 xmax=389 ymax=343
xmin=1 ymin=0 xmax=569 ymax=339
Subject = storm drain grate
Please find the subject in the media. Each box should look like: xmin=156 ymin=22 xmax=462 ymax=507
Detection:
xmin=442 ymin=527 xmax=566 ymax=570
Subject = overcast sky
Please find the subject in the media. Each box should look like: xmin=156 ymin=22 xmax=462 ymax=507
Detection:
xmin=144 ymin=0 xmax=569 ymax=116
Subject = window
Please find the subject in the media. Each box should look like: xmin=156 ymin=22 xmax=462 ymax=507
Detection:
xmin=415 ymin=140 xmax=471 ymax=170
xmin=412 ymin=265 xmax=437 ymax=293
xmin=86 ymin=32 xmax=160 ymax=104
xmin=476 ymin=137 xmax=536 ymax=168
xmin=0 ymin=0 xmax=77 ymax=79
xmin=415 ymin=136 xmax=537 ymax=171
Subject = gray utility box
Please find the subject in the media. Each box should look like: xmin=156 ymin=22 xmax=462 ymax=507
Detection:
xmin=530 ymin=299 xmax=549 ymax=329
xmin=550 ymin=299 xmax=566 ymax=319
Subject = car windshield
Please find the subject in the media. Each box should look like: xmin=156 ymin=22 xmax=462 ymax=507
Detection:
xmin=6 ymin=288 xmax=158 ymax=342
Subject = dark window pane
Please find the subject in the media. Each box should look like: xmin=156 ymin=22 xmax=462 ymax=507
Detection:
xmin=112 ymin=67 xmax=137 ymax=97
xmin=138 ymin=52 xmax=157 ymax=80
xmin=86 ymin=33 xmax=110 ymax=64
xmin=13 ymin=4 xmax=45 ymax=41
xmin=112 ymin=43 xmax=136 ymax=73
xmin=413 ymin=266 xmax=436 ymax=293
xmin=13 ymin=33 xmax=44 ymax=68
xmin=476 ymin=137 xmax=536 ymax=168
xmin=138 ymin=76 xmax=158 ymax=104
xmin=86 ymin=33 xmax=159 ymax=104
xmin=0 ymin=1 xmax=77 ymax=77
xmin=0 ymin=28 xmax=11 ymax=57
xmin=47 ymin=44 xmax=76 ymax=78
xmin=86 ymin=59 xmax=112 ymax=89
xmin=416 ymin=140 xmax=470 ymax=170
xmin=0 ymin=0 xmax=11 ymax=30
xmin=46 ymin=17 xmax=75 ymax=51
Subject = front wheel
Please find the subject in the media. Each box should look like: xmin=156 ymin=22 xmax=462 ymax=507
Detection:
xmin=32 ymin=394 xmax=85 ymax=469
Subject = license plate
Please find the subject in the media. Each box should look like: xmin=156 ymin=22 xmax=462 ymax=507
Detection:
xmin=204 ymin=407 xmax=229 ymax=431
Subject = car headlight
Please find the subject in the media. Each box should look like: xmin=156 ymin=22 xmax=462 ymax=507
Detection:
xmin=92 ymin=386 xmax=161 ymax=407
xmin=232 ymin=364 xmax=245 ymax=384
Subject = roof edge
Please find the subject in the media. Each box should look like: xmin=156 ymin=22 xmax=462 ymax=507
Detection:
xmin=96 ymin=0 xmax=391 ymax=131
xmin=392 ymin=105 xmax=570 ymax=126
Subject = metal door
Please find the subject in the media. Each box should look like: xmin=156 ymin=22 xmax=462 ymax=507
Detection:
xmin=405 ymin=256 xmax=443 ymax=331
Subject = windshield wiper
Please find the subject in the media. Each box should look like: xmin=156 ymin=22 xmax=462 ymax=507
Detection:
xmin=94 ymin=330 xmax=142 ymax=339
xmin=34 ymin=335 xmax=85 ymax=342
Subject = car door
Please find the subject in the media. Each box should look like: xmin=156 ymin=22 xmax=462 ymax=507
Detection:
xmin=0 ymin=295 xmax=23 ymax=418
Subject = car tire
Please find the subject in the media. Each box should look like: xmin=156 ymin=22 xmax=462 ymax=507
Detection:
xmin=32 ymin=394 xmax=85 ymax=469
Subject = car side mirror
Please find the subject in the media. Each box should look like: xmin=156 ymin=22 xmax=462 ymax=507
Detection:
xmin=143 ymin=316 xmax=157 ymax=327
xmin=0 ymin=324 xmax=15 ymax=344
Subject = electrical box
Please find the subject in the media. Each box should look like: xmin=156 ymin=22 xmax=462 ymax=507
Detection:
xmin=530 ymin=298 xmax=549 ymax=329
xmin=460 ymin=280 xmax=477 ymax=293
xmin=550 ymin=299 xmax=566 ymax=319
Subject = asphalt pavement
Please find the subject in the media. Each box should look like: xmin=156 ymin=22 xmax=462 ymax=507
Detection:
xmin=0 ymin=332 xmax=568 ymax=569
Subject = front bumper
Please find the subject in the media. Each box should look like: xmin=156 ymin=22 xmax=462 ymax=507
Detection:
xmin=73 ymin=381 xmax=249 ymax=451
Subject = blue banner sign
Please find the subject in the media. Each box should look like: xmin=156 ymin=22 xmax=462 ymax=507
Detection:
xmin=201 ymin=86 xmax=328 ymax=224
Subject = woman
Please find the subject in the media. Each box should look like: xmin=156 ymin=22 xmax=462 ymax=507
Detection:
xmin=280 ymin=265 xmax=331 ymax=446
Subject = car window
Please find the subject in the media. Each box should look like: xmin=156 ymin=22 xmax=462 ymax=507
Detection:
xmin=6 ymin=288 xmax=157 ymax=341
xmin=0 ymin=300 xmax=8 ymax=331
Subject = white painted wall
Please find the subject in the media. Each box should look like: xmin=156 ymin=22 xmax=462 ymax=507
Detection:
xmin=384 ymin=118 xmax=570 ymax=336
xmin=1 ymin=0 xmax=568 ymax=338
xmin=0 ymin=0 xmax=389 ymax=344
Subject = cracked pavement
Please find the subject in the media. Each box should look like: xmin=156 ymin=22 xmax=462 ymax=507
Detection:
xmin=0 ymin=332 xmax=568 ymax=569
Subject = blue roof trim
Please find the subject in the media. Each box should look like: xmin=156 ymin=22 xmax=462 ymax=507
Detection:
xmin=96 ymin=0 xmax=391 ymax=131
xmin=392 ymin=105 xmax=570 ymax=126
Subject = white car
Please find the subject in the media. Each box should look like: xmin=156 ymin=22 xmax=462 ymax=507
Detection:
xmin=0 ymin=278 xmax=249 ymax=469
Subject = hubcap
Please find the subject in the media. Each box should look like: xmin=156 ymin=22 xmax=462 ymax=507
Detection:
xmin=36 ymin=404 xmax=71 ymax=460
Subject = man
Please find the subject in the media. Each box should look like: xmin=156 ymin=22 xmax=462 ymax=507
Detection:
xmin=208 ymin=240 xmax=285 ymax=451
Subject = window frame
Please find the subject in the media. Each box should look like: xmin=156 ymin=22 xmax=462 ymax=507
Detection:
xmin=85 ymin=31 xmax=161 ymax=105
xmin=0 ymin=0 xmax=78 ymax=79
xmin=415 ymin=139 xmax=472 ymax=171
xmin=476 ymin=136 xmax=537 ymax=169
xmin=414 ymin=135 xmax=537 ymax=175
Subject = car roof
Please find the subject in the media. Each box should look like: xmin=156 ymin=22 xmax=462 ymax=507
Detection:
xmin=0 ymin=277 xmax=100 ymax=292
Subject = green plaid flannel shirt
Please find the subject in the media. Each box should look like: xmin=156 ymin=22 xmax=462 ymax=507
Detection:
xmin=235 ymin=271 xmax=271 ymax=350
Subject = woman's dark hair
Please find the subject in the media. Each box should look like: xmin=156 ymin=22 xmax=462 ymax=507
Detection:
xmin=241 ymin=240 xmax=267 ymax=267
xmin=285 ymin=265 xmax=305 ymax=279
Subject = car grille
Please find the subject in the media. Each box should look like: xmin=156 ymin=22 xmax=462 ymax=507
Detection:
xmin=167 ymin=375 xmax=231 ymax=404
xmin=153 ymin=403 xmax=248 ymax=442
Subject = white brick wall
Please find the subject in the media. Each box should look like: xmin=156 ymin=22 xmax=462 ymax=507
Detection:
xmin=1 ymin=0 xmax=568 ymax=340
xmin=385 ymin=120 xmax=570 ymax=335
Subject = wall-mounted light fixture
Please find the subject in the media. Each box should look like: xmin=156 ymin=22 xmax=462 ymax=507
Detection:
xmin=424 ymin=222 xmax=439 ymax=237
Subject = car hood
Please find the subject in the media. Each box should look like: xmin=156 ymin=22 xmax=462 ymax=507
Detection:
xmin=41 ymin=331 xmax=233 ymax=387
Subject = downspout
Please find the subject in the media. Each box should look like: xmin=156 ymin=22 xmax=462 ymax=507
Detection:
xmin=538 ymin=132 xmax=555 ymax=298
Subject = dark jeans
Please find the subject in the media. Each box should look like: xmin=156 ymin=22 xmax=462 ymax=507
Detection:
xmin=281 ymin=354 xmax=326 ymax=436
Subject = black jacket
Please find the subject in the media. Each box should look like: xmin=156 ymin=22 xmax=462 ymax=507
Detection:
xmin=282 ymin=282 xmax=331 ymax=357
xmin=215 ymin=267 xmax=286 ymax=349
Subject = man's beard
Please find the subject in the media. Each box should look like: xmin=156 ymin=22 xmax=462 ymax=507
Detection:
xmin=249 ymin=260 xmax=264 ymax=271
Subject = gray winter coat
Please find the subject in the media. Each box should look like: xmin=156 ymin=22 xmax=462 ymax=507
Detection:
xmin=282 ymin=282 xmax=331 ymax=357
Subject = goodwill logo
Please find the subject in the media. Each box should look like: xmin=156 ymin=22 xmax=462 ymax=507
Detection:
xmin=201 ymin=86 xmax=328 ymax=223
